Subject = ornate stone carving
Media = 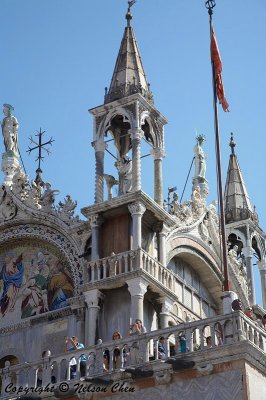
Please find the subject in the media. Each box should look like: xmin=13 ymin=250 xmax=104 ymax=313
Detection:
xmin=127 ymin=277 xmax=148 ymax=297
xmin=57 ymin=195 xmax=80 ymax=224
xmin=88 ymin=214 xmax=104 ymax=228
xmin=128 ymin=201 xmax=146 ymax=216
xmin=124 ymin=103 xmax=137 ymax=119
xmin=151 ymin=147 xmax=166 ymax=160
xmin=95 ymin=114 xmax=106 ymax=132
xmin=0 ymin=185 xmax=17 ymax=221
xmin=39 ymin=182 xmax=60 ymax=211
xmin=11 ymin=167 xmax=30 ymax=200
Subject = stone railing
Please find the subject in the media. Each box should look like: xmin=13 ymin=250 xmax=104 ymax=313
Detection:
xmin=86 ymin=249 xmax=174 ymax=290
xmin=1 ymin=311 xmax=266 ymax=398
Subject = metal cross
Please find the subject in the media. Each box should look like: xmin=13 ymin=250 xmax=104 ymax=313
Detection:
xmin=27 ymin=128 xmax=54 ymax=184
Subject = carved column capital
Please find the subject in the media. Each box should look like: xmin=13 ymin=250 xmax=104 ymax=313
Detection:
xmin=129 ymin=128 xmax=144 ymax=141
xmin=88 ymin=214 xmax=104 ymax=228
xmin=128 ymin=201 xmax=146 ymax=216
xmin=83 ymin=289 xmax=105 ymax=308
xmin=92 ymin=140 xmax=107 ymax=152
xmin=127 ymin=277 xmax=148 ymax=297
xmin=158 ymin=297 xmax=174 ymax=314
xmin=151 ymin=147 xmax=166 ymax=160
xmin=258 ymin=260 xmax=266 ymax=272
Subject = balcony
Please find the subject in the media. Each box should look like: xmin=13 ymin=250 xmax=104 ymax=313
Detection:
xmin=85 ymin=248 xmax=175 ymax=292
xmin=1 ymin=311 xmax=265 ymax=399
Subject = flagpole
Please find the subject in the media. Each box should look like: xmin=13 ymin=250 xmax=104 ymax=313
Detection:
xmin=205 ymin=0 xmax=230 ymax=292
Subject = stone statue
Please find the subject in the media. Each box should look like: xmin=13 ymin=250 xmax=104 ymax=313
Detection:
xmin=11 ymin=167 xmax=29 ymax=200
xmin=115 ymin=155 xmax=132 ymax=194
xmin=1 ymin=104 xmax=19 ymax=155
xmin=172 ymin=192 xmax=179 ymax=215
xmin=191 ymin=186 xmax=205 ymax=217
xmin=194 ymin=134 xmax=206 ymax=179
xmin=40 ymin=183 xmax=59 ymax=210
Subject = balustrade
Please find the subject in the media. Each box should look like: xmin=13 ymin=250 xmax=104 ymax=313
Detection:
xmin=1 ymin=311 xmax=266 ymax=398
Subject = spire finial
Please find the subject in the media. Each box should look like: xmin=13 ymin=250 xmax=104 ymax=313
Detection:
xmin=126 ymin=0 xmax=136 ymax=26
xmin=229 ymin=132 xmax=236 ymax=154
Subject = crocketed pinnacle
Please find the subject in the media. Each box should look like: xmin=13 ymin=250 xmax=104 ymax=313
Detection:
xmin=104 ymin=8 xmax=153 ymax=104
xmin=224 ymin=133 xmax=254 ymax=223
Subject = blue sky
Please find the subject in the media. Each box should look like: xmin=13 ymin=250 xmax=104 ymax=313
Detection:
xmin=1 ymin=0 xmax=265 ymax=305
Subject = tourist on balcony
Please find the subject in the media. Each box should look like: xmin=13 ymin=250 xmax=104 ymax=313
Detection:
xmin=112 ymin=331 xmax=122 ymax=369
xmin=129 ymin=319 xmax=147 ymax=364
xmin=256 ymin=315 xmax=266 ymax=330
xmin=206 ymin=336 xmax=212 ymax=348
xmin=158 ymin=336 xmax=167 ymax=359
xmin=64 ymin=336 xmax=86 ymax=379
xmin=178 ymin=336 xmax=187 ymax=353
xmin=231 ymin=298 xmax=242 ymax=311
xmin=244 ymin=307 xmax=256 ymax=321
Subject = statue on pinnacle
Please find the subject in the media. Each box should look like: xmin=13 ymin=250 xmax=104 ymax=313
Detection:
xmin=1 ymin=104 xmax=19 ymax=156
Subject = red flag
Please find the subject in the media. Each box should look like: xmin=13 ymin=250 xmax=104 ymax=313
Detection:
xmin=211 ymin=29 xmax=229 ymax=112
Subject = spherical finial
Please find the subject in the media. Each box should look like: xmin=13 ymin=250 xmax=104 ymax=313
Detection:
xmin=229 ymin=132 xmax=236 ymax=154
xmin=126 ymin=0 xmax=136 ymax=26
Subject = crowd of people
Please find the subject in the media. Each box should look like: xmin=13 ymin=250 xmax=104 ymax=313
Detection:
xmin=63 ymin=301 xmax=265 ymax=379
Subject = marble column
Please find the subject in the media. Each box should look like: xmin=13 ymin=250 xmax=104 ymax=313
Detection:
xmin=243 ymin=240 xmax=256 ymax=305
xmin=151 ymin=147 xmax=165 ymax=207
xmin=129 ymin=128 xmax=143 ymax=192
xmin=84 ymin=289 xmax=105 ymax=347
xmin=88 ymin=214 xmax=103 ymax=261
xmin=154 ymin=222 xmax=168 ymax=267
xmin=92 ymin=140 xmax=106 ymax=203
xmin=258 ymin=259 xmax=266 ymax=309
xmin=128 ymin=201 xmax=146 ymax=249
xmin=159 ymin=297 xmax=174 ymax=329
xmin=127 ymin=277 xmax=148 ymax=323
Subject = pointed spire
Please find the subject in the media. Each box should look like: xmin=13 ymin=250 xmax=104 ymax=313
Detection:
xmin=224 ymin=133 xmax=255 ymax=223
xmin=104 ymin=1 xmax=153 ymax=104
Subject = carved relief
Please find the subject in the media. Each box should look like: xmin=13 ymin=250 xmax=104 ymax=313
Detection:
xmin=0 ymin=185 xmax=17 ymax=221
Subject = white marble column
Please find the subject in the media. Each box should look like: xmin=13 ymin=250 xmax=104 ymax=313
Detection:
xmin=84 ymin=289 xmax=105 ymax=347
xmin=151 ymin=147 xmax=165 ymax=207
xmin=88 ymin=214 xmax=103 ymax=261
xmin=258 ymin=259 xmax=266 ymax=309
xmin=127 ymin=277 xmax=148 ymax=323
xmin=128 ymin=201 xmax=146 ymax=249
xmin=153 ymin=222 xmax=168 ymax=267
xmin=92 ymin=140 xmax=106 ymax=203
xmin=129 ymin=128 xmax=143 ymax=192
xmin=243 ymin=240 xmax=256 ymax=305
xmin=159 ymin=297 xmax=174 ymax=329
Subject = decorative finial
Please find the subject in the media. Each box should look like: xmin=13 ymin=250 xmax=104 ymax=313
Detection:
xmin=205 ymin=0 xmax=216 ymax=16
xmin=27 ymin=128 xmax=54 ymax=185
xmin=126 ymin=0 xmax=136 ymax=26
xmin=229 ymin=132 xmax=236 ymax=154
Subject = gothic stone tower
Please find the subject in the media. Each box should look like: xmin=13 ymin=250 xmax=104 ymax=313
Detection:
xmin=81 ymin=6 xmax=227 ymax=346
xmin=224 ymin=134 xmax=266 ymax=307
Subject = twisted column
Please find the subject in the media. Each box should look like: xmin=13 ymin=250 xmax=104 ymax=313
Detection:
xmin=151 ymin=147 xmax=165 ymax=206
xmin=128 ymin=201 xmax=146 ymax=249
xmin=130 ymin=128 xmax=143 ymax=192
xmin=92 ymin=140 xmax=106 ymax=203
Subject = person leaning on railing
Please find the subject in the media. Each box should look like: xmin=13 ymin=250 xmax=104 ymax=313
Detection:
xmin=128 ymin=319 xmax=147 ymax=365
xmin=64 ymin=336 xmax=86 ymax=378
